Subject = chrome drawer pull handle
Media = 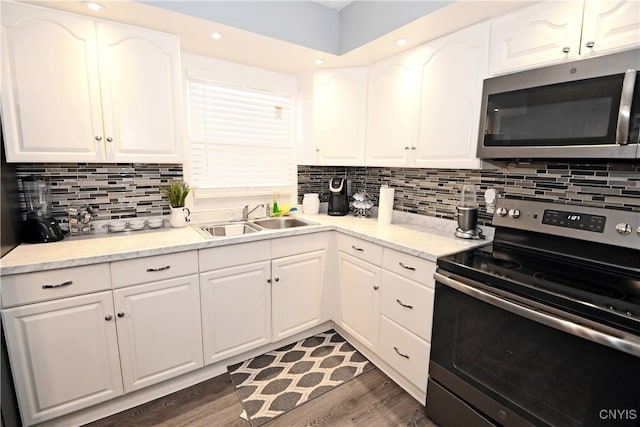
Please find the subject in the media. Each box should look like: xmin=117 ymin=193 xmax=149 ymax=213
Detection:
xmin=398 ymin=262 xmax=415 ymax=271
xmin=146 ymin=265 xmax=171 ymax=272
xmin=396 ymin=299 xmax=413 ymax=309
xmin=42 ymin=280 xmax=73 ymax=289
xmin=351 ymin=245 xmax=364 ymax=252
xmin=394 ymin=346 xmax=410 ymax=359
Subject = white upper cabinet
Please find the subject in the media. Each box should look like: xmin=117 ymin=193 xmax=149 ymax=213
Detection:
xmin=1 ymin=2 xmax=184 ymax=163
xmin=96 ymin=22 xmax=184 ymax=163
xmin=414 ymin=22 xmax=489 ymax=169
xmin=313 ymin=68 xmax=368 ymax=165
xmin=580 ymin=1 xmax=640 ymax=57
xmin=1 ymin=4 xmax=103 ymax=162
xmin=365 ymin=50 xmax=420 ymax=167
xmin=489 ymin=1 xmax=640 ymax=75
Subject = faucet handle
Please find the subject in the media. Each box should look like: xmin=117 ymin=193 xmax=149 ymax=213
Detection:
xmin=266 ymin=203 xmax=271 ymax=217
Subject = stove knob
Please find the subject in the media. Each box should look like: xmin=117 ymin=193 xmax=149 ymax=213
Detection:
xmin=496 ymin=207 xmax=508 ymax=217
xmin=509 ymin=209 xmax=521 ymax=218
xmin=615 ymin=223 xmax=632 ymax=235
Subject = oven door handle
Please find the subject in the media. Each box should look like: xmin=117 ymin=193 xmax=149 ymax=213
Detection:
xmin=434 ymin=272 xmax=640 ymax=358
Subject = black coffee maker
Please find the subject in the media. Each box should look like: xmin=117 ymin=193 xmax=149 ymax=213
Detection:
xmin=21 ymin=177 xmax=64 ymax=243
xmin=328 ymin=177 xmax=349 ymax=216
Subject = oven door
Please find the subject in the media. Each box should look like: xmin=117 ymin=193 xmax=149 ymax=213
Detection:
xmin=428 ymin=272 xmax=640 ymax=427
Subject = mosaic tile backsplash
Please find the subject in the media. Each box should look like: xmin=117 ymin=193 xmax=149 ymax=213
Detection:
xmin=12 ymin=161 xmax=640 ymax=227
xmin=298 ymin=162 xmax=640 ymax=225
xmin=14 ymin=163 xmax=183 ymax=222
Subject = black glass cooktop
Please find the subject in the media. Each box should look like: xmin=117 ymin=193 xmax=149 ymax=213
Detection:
xmin=438 ymin=241 xmax=640 ymax=336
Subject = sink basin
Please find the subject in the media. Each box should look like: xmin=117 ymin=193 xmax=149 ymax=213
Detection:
xmin=197 ymin=222 xmax=262 ymax=238
xmin=252 ymin=217 xmax=310 ymax=229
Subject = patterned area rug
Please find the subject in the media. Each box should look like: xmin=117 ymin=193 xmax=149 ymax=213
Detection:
xmin=228 ymin=330 xmax=374 ymax=426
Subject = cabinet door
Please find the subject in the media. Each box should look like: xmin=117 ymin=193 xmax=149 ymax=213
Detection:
xmin=415 ymin=22 xmax=489 ymax=169
xmin=581 ymin=1 xmax=640 ymax=56
xmin=313 ymin=68 xmax=367 ymax=165
xmin=2 ymin=292 xmax=123 ymax=426
xmin=200 ymin=261 xmax=271 ymax=365
xmin=271 ymin=250 xmax=326 ymax=340
xmin=365 ymin=51 xmax=420 ymax=167
xmin=489 ymin=1 xmax=583 ymax=75
xmin=1 ymin=3 xmax=104 ymax=162
xmin=113 ymin=275 xmax=203 ymax=393
xmin=337 ymin=252 xmax=381 ymax=350
xmin=97 ymin=22 xmax=184 ymax=163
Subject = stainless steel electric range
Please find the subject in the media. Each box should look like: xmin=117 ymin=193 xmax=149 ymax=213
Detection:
xmin=427 ymin=199 xmax=640 ymax=427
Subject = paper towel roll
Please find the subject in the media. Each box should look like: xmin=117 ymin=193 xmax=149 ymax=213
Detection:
xmin=378 ymin=186 xmax=394 ymax=225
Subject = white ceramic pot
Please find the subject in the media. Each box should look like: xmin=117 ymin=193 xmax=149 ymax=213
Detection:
xmin=169 ymin=207 xmax=191 ymax=228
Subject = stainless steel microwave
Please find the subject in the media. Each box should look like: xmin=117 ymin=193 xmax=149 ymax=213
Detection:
xmin=477 ymin=49 xmax=640 ymax=160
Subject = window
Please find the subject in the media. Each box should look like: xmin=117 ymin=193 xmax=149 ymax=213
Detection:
xmin=182 ymin=54 xmax=298 ymax=203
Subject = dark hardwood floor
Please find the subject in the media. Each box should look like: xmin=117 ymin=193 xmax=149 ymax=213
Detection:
xmin=85 ymin=367 xmax=438 ymax=427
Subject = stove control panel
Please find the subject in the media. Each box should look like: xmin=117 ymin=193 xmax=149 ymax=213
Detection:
xmin=493 ymin=199 xmax=640 ymax=250
xmin=542 ymin=210 xmax=606 ymax=233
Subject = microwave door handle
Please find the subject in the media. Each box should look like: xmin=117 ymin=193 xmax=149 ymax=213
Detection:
xmin=615 ymin=69 xmax=637 ymax=145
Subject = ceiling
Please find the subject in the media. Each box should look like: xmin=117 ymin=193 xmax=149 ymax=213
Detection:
xmin=20 ymin=0 xmax=533 ymax=76
xmin=314 ymin=1 xmax=354 ymax=11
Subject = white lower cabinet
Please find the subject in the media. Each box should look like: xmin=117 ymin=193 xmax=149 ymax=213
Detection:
xmin=270 ymin=234 xmax=328 ymax=341
xmin=379 ymin=248 xmax=435 ymax=393
xmin=271 ymin=250 xmax=326 ymax=340
xmin=113 ymin=275 xmax=203 ymax=393
xmin=200 ymin=260 xmax=272 ymax=365
xmin=378 ymin=315 xmax=430 ymax=392
xmin=199 ymin=236 xmax=327 ymax=362
xmin=2 ymin=291 xmax=124 ymax=426
xmin=337 ymin=253 xmax=381 ymax=350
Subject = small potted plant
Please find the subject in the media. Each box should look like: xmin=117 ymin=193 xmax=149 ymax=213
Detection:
xmin=161 ymin=180 xmax=191 ymax=227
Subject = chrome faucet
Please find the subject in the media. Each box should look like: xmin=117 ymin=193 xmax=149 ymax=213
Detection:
xmin=242 ymin=204 xmax=264 ymax=220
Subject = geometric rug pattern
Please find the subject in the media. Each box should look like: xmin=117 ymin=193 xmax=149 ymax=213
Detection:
xmin=227 ymin=330 xmax=374 ymax=426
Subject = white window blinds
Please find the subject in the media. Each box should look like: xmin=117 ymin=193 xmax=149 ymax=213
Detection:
xmin=188 ymin=78 xmax=295 ymax=191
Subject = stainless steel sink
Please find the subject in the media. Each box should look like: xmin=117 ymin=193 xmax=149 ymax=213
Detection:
xmin=196 ymin=221 xmax=262 ymax=238
xmin=252 ymin=217 xmax=310 ymax=229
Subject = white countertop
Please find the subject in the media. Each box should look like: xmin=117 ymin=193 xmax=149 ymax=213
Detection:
xmin=0 ymin=212 xmax=493 ymax=275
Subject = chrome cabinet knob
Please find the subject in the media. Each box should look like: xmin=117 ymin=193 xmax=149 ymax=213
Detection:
xmin=95 ymin=136 xmax=102 ymax=141
xmin=508 ymin=209 xmax=521 ymax=218
xmin=562 ymin=47 xmax=571 ymax=53
xmin=105 ymin=314 xmax=113 ymax=321
xmin=117 ymin=312 xmax=125 ymax=318
xmin=616 ymin=223 xmax=632 ymax=235
xmin=106 ymin=137 xmax=113 ymax=142
xmin=585 ymin=41 xmax=595 ymax=48
xmin=496 ymin=207 xmax=508 ymax=217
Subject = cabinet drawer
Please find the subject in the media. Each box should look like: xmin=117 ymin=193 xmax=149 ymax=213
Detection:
xmin=380 ymin=270 xmax=434 ymax=341
xmin=2 ymin=264 xmax=111 ymax=308
xmin=383 ymin=248 xmax=435 ymax=287
xmin=111 ymin=251 xmax=198 ymax=288
xmin=337 ymin=234 xmax=383 ymax=265
xmin=199 ymin=241 xmax=270 ymax=272
xmin=379 ymin=315 xmax=430 ymax=392
xmin=271 ymin=232 xmax=328 ymax=259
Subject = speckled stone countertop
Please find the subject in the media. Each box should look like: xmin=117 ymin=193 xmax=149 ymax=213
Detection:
xmin=0 ymin=212 xmax=493 ymax=276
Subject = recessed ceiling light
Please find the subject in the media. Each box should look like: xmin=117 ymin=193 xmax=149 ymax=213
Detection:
xmin=211 ymin=32 xmax=222 ymax=40
xmin=314 ymin=58 xmax=325 ymax=65
xmin=395 ymin=38 xmax=408 ymax=47
xmin=86 ymin=2 xmax=104 ymax=11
